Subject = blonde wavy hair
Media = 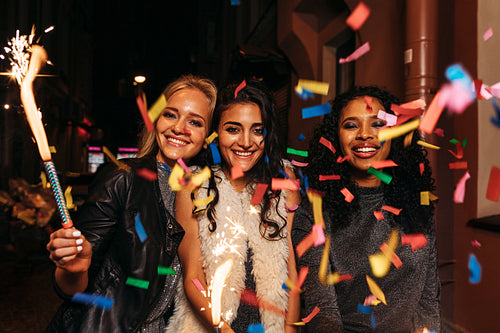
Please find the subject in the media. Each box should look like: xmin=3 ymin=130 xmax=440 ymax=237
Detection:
xmin=136 ymin=74 xmax=217 ymax=159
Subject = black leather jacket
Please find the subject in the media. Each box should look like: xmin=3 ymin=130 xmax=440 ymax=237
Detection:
xmin=47 ymin=155 xmax=184 ymax=332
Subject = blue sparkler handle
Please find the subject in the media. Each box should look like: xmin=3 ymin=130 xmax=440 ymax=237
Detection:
xmin=44 ymin=161 xmax=73 ymax=228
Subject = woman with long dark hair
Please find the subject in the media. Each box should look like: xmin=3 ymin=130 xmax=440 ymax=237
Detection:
xmin=292 ymin=86 xmax=440 ymax=332
xmin=167 ymin=79 xmax=300 ymax=333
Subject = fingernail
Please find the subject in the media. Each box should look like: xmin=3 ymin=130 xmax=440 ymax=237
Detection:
xmin=77 ymin=246 xmax=83 ymax=251
xmin=72 ymin=231 xmax=81 ymax=237
xmin=76 ymin=238 xmax=83 ymax=245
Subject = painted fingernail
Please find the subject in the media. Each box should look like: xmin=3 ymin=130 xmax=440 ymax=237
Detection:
xmin=72 ymin=231 xmax=81 ymax=237
xmin=76 ymin=238 xmax=83 ymax=245
xmin=77 ymin=246 xmax=83 ymax=251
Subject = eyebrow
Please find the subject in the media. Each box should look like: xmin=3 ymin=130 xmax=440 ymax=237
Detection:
xmin=223 ymin=121 xmax=263 ymax=127
xmin=164 ymin=107 xmax=206 ymax=121
xmin=341 ymin=115 xmax=381 ymax=123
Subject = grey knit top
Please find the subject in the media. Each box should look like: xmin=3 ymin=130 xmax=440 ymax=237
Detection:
xmin=292 ymin=185 xmax=441 ymax=333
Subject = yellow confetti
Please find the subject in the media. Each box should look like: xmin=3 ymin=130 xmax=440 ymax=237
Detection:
xmin=307 ymin=190 xmax=325 ymax=227
xmin=102 ymin=146 xmax=131 ymax=172
xmin=189 ymin=166 xmax=211 ymax=190
xmin=168 ymin=164 xmax=185 ymax=191
xmin=417 ymin=140 xmax=440 ymax=150
xmin=404 ymin=131 xmax=414 ymax=147
xmin=193 ymin=194 xmax=214 ymax=209
xmin=205 ymin=131 xmax=218 ymax=144
xmin=65 ymin=185 xmax=75 ymax=210
xmin=319 ymin=235 xmax=341 ymax=284
xmin=366 ymin=275 xmax=387 ymax=305
xmin=17 ymin=211 xmax=36 ymax=225
xmin=378 ymin=118 xmax=420 ymax=142
xmin=369 ymin=229 xmax=398 ymax=277
xmin=420 ymin=191 xmax=430 ymax=205
xmin=297 ymin=79 xmax=330 ymax=95
xmin=148 ymin=94 xmax=168 ymax=123
xmin=429 ymin=192 xmax=438 ymax=201
xmin=49 ymin=146 xmax=57 ymax=153
xmin=40 ymin=171 xmax=50 ymax=189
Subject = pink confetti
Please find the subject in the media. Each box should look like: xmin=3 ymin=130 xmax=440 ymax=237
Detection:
xmin=454 ymin=171 xmax=471 ymax=203
xmin=312 ymin=224 xmax=325 ymax=246
xmin=191 ymin=278 xmax=205 ymax=292
xmin=434 ymin=128 xmax=445 ymax=137
xmin=471 ymin=240 xmax=482 ymax=249
xmin=286 ymin=204 xmax=298 ymax=212
xmin=176 ymin=158 xmax=190 ymax=173
xmin=439 ymin=83 xmax=475 ymax=114
xmin=377 ymin=110 xmax=397 ymax=127
xmin=339 ymin=42 xmax=370 ymax=64
xmin=483 ymin=27 xmax=493 ymax=41
xmin=341 ymin=187 xmax=354 ymax=202
xmin=291 ymin=160 xmax=308 ymax=167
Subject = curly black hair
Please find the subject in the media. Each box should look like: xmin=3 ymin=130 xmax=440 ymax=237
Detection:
xmin=204 ymin=79 xmax=288 ymax=239
xmin=305 ymin=86 xmax=435 ymax=234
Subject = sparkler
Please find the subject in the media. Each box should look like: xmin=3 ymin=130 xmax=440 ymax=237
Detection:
xmin=6 ymin=29 xmax=73 ymax=228
xmin=211 ymin=258 xmax=234 ymax=332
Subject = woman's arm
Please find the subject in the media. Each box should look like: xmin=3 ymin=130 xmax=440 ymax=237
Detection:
xmin=284 ymin=167 xmax=300 ymax=333
xmin=175 ymin=189 xmax=234 ymax=333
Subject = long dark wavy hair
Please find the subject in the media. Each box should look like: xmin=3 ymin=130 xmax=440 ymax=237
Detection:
xmin=305 ymin=86 xmax=435 ymax=234
xmin=204 ymin=79 xmax=287 ymax=239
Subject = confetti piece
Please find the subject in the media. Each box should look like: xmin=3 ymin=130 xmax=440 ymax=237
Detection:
xmin=240 ymin=288 xmax=286 ymax=315
xmin=295 ymin=86 xmax=314 ymax=100
xmin=287 ymin=148 xmax=308 ymax=157
xmin=377 ymin=110 xmax=397 ymax=127
xmin=148 ymin=94 xmax=168 ymax=123
xmin=136 ymin=95 xmax=154 ymax=132
xmin=364 ymin=96 xmax=373 ymax=112
xmin=345 ymin=1 xmax=370 ymax=31
xmin=319 ymin=174 xmax=341 ymax=181
xmin=454 ymin=170 xmax=471 ymax=203
xmin=297 ymin=133 xmax=306 ymax=141
xmin=373 ymin=210 xmax=384 ymax=220
xmin=339 ymin=42 xmax=370 ymax=64
xmin=341 ymin=187 xmax=354 ymax=202
xmin=471 ymin=240 xmax=481 ymax=249
xmin=401 ymin=234 xmax=427 ymax=251
xmin=390 ymin=104 xmax=424 ymax=117
xmin=434 ymin=128 xmax=444 ymax=137
xmin=404 ymin=131 xmax=414 ymax=147
xmin=302 ymin=103 xmax=331 ymax=119
xmin=247 ymin=323 xmax=264 ymax=333
xmin=369 ymin=252 xmax=391 ymax=277
xmin=136 ymin=168 xmax=158 ymax=181
xmin=367 ymin=167 xmax=392 ymax=184
xmin=380 ymin=242 xmax=402 ymax=269
xmin=483 ymin=27 xmax=493 ymax=41
xmin=491 ymin=98 xmax=500 ymax=127
xmin=357 ymin=304 xmax=372 ymax=314
xmin=366 ymin=275 xmax=387 ymax=305
xmin=448 ymin=142 xmax=463 ymax=159
xmin=449 ymin=161 xmax=468 ymax=169
xmin=102 ymin=146 xmax=131 ymax=172
xmin=319 ymin=136 xmax=336 ymax=154
xmin=41 ymin=171 xmax=50 ymax=188
xmin=193 ymin=195 xmax=214 ymax=209
xmin=371 ymin=311 xmax=376 ymax=329
xmin=378 ymin=118 xmax=420 ymax=142
xmin=297 ymin=79 xmax=330 ymax=95
xmin=364 ymin=295 xmax=381 ymax=306
xmin=337 ymin=155 xmax=351 ymax=163
xmin=188 ymin=166 xmax=211 ymax=189
xmin=486 ymin=166 xmax=500 ymax=202
xmin=250 ymin=183 xmax=268 ymax=205
xmin=312 ymin=224 xmax=325 ymax=246
xmin=439 ymin=82 xmax=475 ymax=114
xmin=286 ymin=204 xmax=298 ymax=212
xmin=419 ymin=162 xmax=425 ymax=175
xmin=296 ymin=227 xmax=317 ymax=258
xmin=291 ymin=160 xmax=308 ymax=167
xmin=158 ymin=266 xmax=176 ymax=275
xmin=231 ymin=164 xmax=244 ymax=180
xmin=370 ymin=160 xmax=398 ymax=169
xmin=65 ymin=185 xmax=75 ymax=210
xmin=271 ymin=178 xmax=300 ymax=191
xmin=168 ymin=164 xmax=185 ymax=191
xmin=49 ymin=146 xmax=57 ymax=153
xmin=307 ymin=190 xmax=325 ymax=227
xmin=420 ymin=191 xmax=430 ymax=205
xmin=468 ymin=253 xmax=481 ymax=284
xmin=418 ymin=92 xmax=444 ymax=134
xmin=134 ymin=213 xmax=147 ymax=242
xmin=400 ymin=98 xmax=426 ymax=109
xmin=176 ymin=158 xmax=190 ymax=173
xmin=209 ymin=142 xmax=222 ymax=164
xmin=381 ymin=205 xmax=402 ymax=215
xmin=192 ymin=278 xmax=205 ymax=292
xmin=234 ymin=80 xmax=246 ymax=98
xmin=417 ymin=140 xmax=440 ymax=150
xmin=72 ymin=293 xmax=113 ymax=310
xmin=302 ymin=306 xmax=320 ymax=323
xmin=289 ymin=266 xmax=309 ymax=296
xmin=126 ymin=277 xmax=149 ymax=289
xmin=205 ymin=131 xmax=218 ymax=144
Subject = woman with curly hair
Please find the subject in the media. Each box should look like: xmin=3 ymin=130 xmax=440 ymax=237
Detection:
xmin=167 ymin=79 xmax=300 ymax=333
xmin=292 ymin=86 xmax=440 ymax=332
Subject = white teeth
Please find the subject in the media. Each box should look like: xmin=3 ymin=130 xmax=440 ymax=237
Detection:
xmin=354 ymin=147 xmax=376 ymax=152
xmin=234 ymin=151 xmax=252 ymax=157
xmin=168 ymin=137 xmax=187 ymax=145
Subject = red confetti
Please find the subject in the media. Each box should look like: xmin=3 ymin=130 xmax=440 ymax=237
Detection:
xmin=380 ymin=242 xmax=403 ymax=269
xmin=486 ymin=166 xmax=500 ymax=202
xmin=434 ymin=128 xmax=445 ymax=137
xmin=364 ymin=96 xmax=373 ymax=112
xmin=302 ymin=306 xmax=320 ymax=323
xmin=338 ymin=274 xmax=353 ymax=282
xmin=337 ymin=155 xmax=351 ymax=163
xmin=319 ymin=137 xmax=336 ymax=154
xmin=271 ymin=178 xmax=300 ymax=191
xmin=381 ymin=205 xmax=402 ymax=215
xmin=401 ymin=234 xmax=427 ymax=251
xmin=373 ymin=210 xmax=384 ymax=221
xmin=319 ymin=174 xmax=341 ymax=181
xmin=240 ymin=288 xmax=285 ymax=315
xmin=471 ymin=240 xmax=482 ymax=249
xmin=231 ymin=164 xmax=244 ymax=180
xmin=448 ymin=142 xmax=464 ymax=159
xmin=136 ymin=95 xmax=154 ymax=132
xmin=234 ymin=80 xmax=247 ymax=98
xmin=345 ymin=1 xmax=370 ymax=31
xmin=449 ymin=161 xmax=468 ymax=169
xmin=370 ymin=160 xmax=398 ymax=169
xmin=136 ymin=168 xmax=158 ymax=181
xmin=296 ymin=228 xmax=317 ymax=258
xmin=419 ymin=162 xmax=425 ymax=175
xmin=341 ymin=187 xmax=354 ymax=202
xmin=250 ymin=183 xmax=268 ymax=205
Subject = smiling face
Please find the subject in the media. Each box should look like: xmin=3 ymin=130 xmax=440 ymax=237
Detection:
xmin=338 ymin=96 xmax=391 ymax=186
xmin=217 ymin=102 xmax=265 ymax=177
xmin=155 ymin=87 xmax=210 ymax=168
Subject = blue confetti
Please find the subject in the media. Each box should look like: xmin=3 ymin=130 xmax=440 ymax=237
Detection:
xmin=135 ymin=213 xmax=148 ymax=242
xmin=72 ymin=293 xmax=114 ymax=310
xmin=295 ymin=87 xmax=314 ymax=100
xmin=160 ymin=162 xmax=171 ymax=176
xmin=265 ymin=155 xmax=269 ymax=164
xmin=468 ymin=253 xmax=481 ymax=284
xmin=491 ymin=98 xmax=500 ymax=128
xmin=357 ymin=304 xmax=372 ymax=314
xmin=370 ymin=311 xmax=376 ymax=328
xmin=247 ymin=323 xmax=265 ymax=333
xmin=282 ymin=282 xmax=290 ymax=291
xmin=297 ymin=133 xmax=306 ymax=141
xmin=260 ymin=128 xmax=267 ymax=145
xmin=302 ymin=103 xmax=331 ymax=119
xmin=231 ymin=0 xmax=241 ymax=5
xmin=279 ymin=169 xmax=290 ymax=179
xmin=445 ymin=63 xmax=472 ymax=87
xmin=304 ymin=176 xmax=309 ymax=191
xmin=209 ymin=142 xmax=221 ymax=164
